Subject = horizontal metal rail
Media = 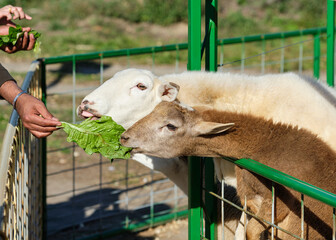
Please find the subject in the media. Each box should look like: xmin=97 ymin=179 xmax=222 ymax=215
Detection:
xmin=42 ymin=27 xmax=327 ymax=65
xmin=231 ymin=158 xmax=336 ymax=208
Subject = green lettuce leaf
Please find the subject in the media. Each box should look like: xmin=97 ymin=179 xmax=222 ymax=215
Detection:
xmin=0 ymin=24 xmax=41 ymax=52
xmin=61 ymin=116 xmax=132 ymax=159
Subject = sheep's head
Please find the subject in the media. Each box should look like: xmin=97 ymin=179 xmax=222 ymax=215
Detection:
xmin=120 ymin=101 xmax=234 ymax=158
xmin=77 ymin=68 xmax=179 ymax=129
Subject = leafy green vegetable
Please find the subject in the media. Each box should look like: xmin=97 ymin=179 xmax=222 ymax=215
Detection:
xmin=0 ymin=24 xmax=41 ymax=52
xmin=61 ymin=116 xmax=132 ymax=160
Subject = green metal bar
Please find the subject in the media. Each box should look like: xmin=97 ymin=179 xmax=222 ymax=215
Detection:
xmin=188 ymin=0 xmax=202 ymax=239
xmin=314 ymin=33 xmax=321 ymax=79
xmin=233 ymin=158 xmax=336 ymax=208
xmin=188 ymin=0 xmax=201 ymax=71
xmin=205 ymin=0 xmax=218 ymax=72
xmin=44 ymin=43 xmax=189 ymax=64
xmin=327 ymin=0 xmax=335 ymax=87
xmin=188 ymin=157 xmax=202 ymax=240
xmin=219 ymin=27 xmax=327 ymax=45
xmin=204 ymin=158 xmax=217 ymax=240
xmin=43 ymin=27 xmax=328 ymax=65
xmin=205 ymin=1 xmax=218 ymax=239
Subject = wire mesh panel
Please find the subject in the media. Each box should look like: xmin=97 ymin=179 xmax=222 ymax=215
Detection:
xmin=43 ymin=52 xmax=188 ymax=239
xmin=0 ymin=61 xmax=45 ymax=240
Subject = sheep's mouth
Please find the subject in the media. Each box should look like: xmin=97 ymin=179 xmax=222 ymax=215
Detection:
xmin=78 ymin=107 xmax=102 ymax=120
xmin=129 ymin=147 xmax=142 ymax=154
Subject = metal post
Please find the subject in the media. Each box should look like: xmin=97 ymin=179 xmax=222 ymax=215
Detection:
xmin=205 ymin=0 xmax=218 ymax=72
xmin=188 ymin=1 xmax=202 ymax=239
xmin=188 ymin=0 xmax=202 ymax=71
xmin=327 ymin=0 xmax=335 ymax=87
xmin=314 ymin=33 xmax=321 ymax=79
xmin=205 ymin=0 xmax=218 ymax=239
xmin=40 ymin=59 xmax=47 ymax=240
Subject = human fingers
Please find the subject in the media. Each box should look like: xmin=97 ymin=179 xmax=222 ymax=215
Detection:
xmin=34 ymin=102 xmax=61 ymax=124
xmin=26 ymin=33 xmax=36 ymax=51
xmin=22 ymin=119 xmax=60 ymax=132
xmin=0 ymin=5 xmax=13 ymax=20
xmin=10 ymin=6 xmax=32 ymax=20
xmin=20 ymin=114 xmax=60 ymax=139
xmin=22 ymin=27 xmax=31 ymax=32
xmin=18 ymin=31 xmax=28 ymax=50
xmin=29 ymin=129 xmax=54 ymax=139
xmin=27 ymin=114 xmax=61 ymax=128
xmin=2 ymin=44 xmax=16 ymax=54
xmin=0 ymin=10 xmax=12 ymax=21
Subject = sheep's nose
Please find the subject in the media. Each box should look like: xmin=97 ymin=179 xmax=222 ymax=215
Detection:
xmin=120 ymin=134 xmax=129 ymax=144
xmin=82 ymin=100 xmax=89 ymax=104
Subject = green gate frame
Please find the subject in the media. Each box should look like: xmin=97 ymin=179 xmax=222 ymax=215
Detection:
xmin=187 ymin=0 xmax=336 ymax=239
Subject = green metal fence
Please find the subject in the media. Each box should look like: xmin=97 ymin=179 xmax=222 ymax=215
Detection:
xmin=0 ymin=3 xmax=336 ymax=239
xmin=188 ymin=0 xmax=336 ymax=239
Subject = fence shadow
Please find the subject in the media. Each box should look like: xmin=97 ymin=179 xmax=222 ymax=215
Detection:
xmin=47 ymin=61 xmax=111 ymax=89
xmin=47 ymin=187 xmax=173 ymax=239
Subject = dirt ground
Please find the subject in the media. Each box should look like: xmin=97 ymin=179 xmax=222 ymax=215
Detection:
xmin=105 ymin=219 xmax=188 ymax=240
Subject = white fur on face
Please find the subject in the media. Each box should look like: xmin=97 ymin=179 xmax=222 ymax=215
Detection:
xmin=78 ymin=69 xmax=162 ymax=129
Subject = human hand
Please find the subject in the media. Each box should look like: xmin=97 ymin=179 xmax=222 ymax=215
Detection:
xmin=15 ymin=94 xmax=62 ymax=138
xmin=0 ymin=5 xmax=35 ymax=53
xmin=0 ymin=29 xmax=36 ymax=53
xmin=0 ymin=5 xmax=32 ymax=21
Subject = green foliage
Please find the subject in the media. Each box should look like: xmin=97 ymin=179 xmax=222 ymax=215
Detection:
xmin=141 ymin=0 xmax=188 ymax=25
xmin=61 ymin=116 xmax=132 ymax=160
xmin=0 ymin=24 xmax=41 ymax=51
xmin=221 ymin=12 xmax=264 ymax=37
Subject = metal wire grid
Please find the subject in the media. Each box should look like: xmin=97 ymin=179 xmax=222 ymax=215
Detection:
xmin=0 ymin=62 xmax=44 ymax=240
xmin=44 ymin=54 xmax=188 ymax=239
xmin=203 ymin=159 xmax=336 ymax=240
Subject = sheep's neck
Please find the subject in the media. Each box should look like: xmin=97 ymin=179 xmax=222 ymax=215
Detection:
xmin=188 ymin=111 xmax=308 ymax=162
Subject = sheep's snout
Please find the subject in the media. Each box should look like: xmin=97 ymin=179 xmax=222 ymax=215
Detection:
xmin=77 ymin=100 xmax=101 ymax=119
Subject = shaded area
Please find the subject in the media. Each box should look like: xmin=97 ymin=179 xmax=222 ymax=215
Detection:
xmin=47 ymin=187 xmax=176 ymax=240
xmin=47 ymin=61 xmax=111 ymax=89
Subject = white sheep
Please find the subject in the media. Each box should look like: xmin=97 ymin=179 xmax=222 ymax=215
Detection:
xmin=78 ymin=68 xmax=336 ymax=188
xmin=121 ymin=100 xmax=336 ymax=240
xmin=77 ymin=68 xmax=336 ymax=238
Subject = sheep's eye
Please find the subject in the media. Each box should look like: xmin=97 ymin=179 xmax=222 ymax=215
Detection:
xmin=166 ymin=124 xmax=177 ymax=131
xmin=136 ymin=83 xmax=147 ymax=90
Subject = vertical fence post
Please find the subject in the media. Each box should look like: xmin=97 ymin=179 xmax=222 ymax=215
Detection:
xmin=314 ymin=33 xmax=321 ymax=79
xmin=205 ymin=0 xmax=217 ymax=72
xmin=205 ymin=0 xmax=218 ymax=239
xmin=40 ymin=59 xmax=47 ymax=240
xmin=327 ymin=0 xmax=335 ymax=87
xmin=188 ymin=0 xmax=202 ymax=239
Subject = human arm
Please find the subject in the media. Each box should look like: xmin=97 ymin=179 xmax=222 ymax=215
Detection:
xmin=0 ymin=80 xmax=61 ymax=138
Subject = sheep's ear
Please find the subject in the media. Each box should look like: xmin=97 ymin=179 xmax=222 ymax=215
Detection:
xmin=158 ymin=82 xmax=180 ymax=102
xmin=192 ymin=122 xmax=234 ymax=136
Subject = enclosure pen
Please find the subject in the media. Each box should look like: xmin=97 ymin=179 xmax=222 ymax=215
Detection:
xmin=0 ymin=2 xmax=335 ymax=240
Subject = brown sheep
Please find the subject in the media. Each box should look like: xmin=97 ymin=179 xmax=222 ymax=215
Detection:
xmin=121 ymin=101 xmax=336 ymax=240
